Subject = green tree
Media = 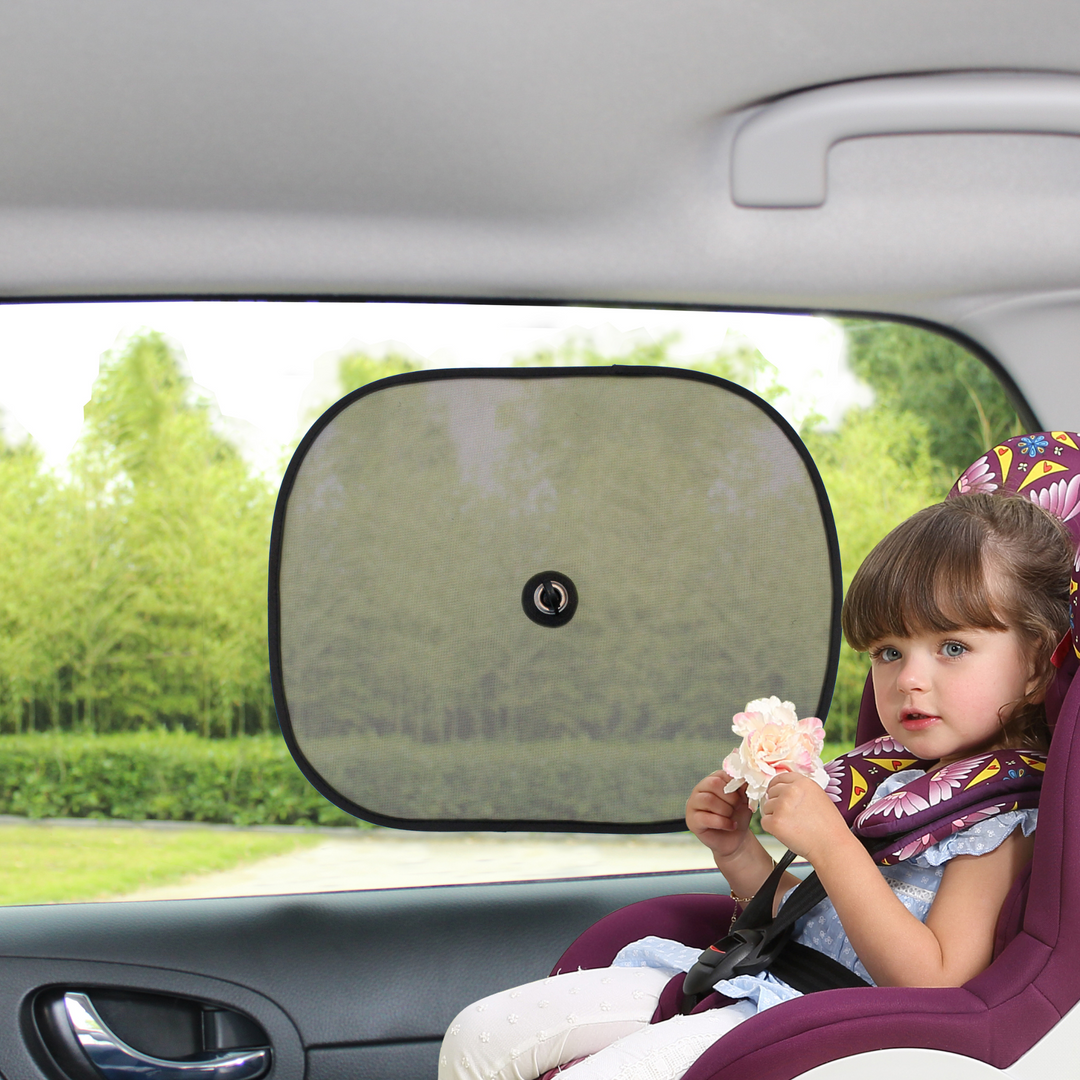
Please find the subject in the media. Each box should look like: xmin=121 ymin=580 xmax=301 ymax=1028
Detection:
xmin=842 ymin=320 xmax=1022 ymax=478
xmin=514 ymin=331 xmax=786 ymax=404
xmin=0 ymin=318 xmax=1014 ymax=755
xmin=0 ymin=439 xmax=69 ymax=731
xmin=803 ymin=407 xmax=947 ymax=742
xmin=338 ymin=348 xmax=423 ymax=394
xmin=816 ymin=320 xmax=1024 ymax=743
xmin=67 ymin=331 xmax=275 ymax=734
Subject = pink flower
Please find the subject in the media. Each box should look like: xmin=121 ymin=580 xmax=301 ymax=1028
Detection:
xmin=1030 ymin=474 xmax=1080 ymax=523
xmin=823 ymin=758 xmax=846 ymax=804
xmin=854 ymin=736 xmax=906 ymax=756
xmin=856 ymin=787 xmax=929 ymax=822
xmin=894 ymin=834 xmax=935 ymax=862
xmin=926 ymin=756 xmax=984 ymax=805
xmin=730 ymin=696 xmax=799 ymax=736
xmin=956 ymin=455 xmax=998 ymax=495
xmin=952 ymin=807 xmax=1001 ymax=829
xmin=722 ymin=696 xmax=828 ymax=810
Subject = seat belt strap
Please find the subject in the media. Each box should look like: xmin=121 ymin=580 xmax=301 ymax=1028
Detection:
xmin=680 ymin=849 xmax=871 ymax=1011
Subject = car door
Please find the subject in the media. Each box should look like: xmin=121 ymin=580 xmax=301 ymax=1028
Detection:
xmin=0 ymin=868 xmax=734 ymax=1080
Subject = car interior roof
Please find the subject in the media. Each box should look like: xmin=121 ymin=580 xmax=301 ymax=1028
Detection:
xmin=3 ymin=1 xmax=1080 ymax=424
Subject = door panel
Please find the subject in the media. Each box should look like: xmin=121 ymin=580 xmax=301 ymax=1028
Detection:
xmin=5 ymin=960 xmax=302 ymax=1080
xmin=0 ymin=870 xmax=725 ymax=1080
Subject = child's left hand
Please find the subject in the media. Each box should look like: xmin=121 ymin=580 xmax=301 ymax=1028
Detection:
xmin=759 ymin=772 xmax=848 ymax=860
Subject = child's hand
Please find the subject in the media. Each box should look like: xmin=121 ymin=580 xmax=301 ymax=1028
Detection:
xmin=686 ymin=770 xmax=754 ymax=858
xmin=759 ymin=772 xmax=846 ymax=860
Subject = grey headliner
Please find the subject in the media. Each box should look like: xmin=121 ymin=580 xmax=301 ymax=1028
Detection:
xmin=3 ymin=1 xmax=1080 ymax=424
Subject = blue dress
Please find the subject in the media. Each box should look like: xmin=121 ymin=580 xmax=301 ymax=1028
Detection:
xmin=611 ymin=770 xmax=1037 ymax=1013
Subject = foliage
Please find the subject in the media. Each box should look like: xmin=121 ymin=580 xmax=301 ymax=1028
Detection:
xmin=0 ymin=731 xmax=855 ymax=834
xmin=0 ymin=318 xmax=1022 ymax=787
xmin=0 ymin=732 xmax=358 ymax=825
xmin=513 ymin=330 xmax=787 ymax=403
xmin=0 ymin=824 xmax=317 ymax=906
xmin=814 ymin=320 xmax=1023 ymax=742
xmin=0 ymin=333 xmax=276 ymax=736
xmin=803 ymin=406 xmax=949 ymax=742
xmin=843 ymin=320 xmax=1022 ymax=478
xmin=0 ymin=442 xmax=69 ymax=732
xmin=338 ymin=348 xmax=423 ymax=394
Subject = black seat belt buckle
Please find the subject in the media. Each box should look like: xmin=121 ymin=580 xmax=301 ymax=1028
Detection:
xmin=681 ymin=928 xmax=769 ymax=1009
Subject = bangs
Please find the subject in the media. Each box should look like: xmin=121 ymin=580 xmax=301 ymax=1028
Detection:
xmin=842 ymin=502 xmax=1007 ymax=651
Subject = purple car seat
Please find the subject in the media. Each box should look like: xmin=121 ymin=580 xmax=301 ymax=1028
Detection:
xmin=549 ymin=431 xmax=1080 ymax=1080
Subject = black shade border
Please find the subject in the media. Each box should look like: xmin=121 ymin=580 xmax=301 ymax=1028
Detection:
xmin=267 ymin=364 xmax=843 ymax=833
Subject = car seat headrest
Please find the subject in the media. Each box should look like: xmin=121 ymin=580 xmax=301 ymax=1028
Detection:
xmin=855 ymin=431 xmax=1080 ymax=745
xmin=946 ymin=431 xmax=1080 ymax=729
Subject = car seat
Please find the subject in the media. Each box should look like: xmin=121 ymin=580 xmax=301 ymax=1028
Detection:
xmin=547 ymin=431 xmax=1080 ymax=1080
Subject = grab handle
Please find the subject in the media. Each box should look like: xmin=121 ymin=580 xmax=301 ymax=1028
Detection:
xmin=731 ymin=72 xmax=1080 ymax=207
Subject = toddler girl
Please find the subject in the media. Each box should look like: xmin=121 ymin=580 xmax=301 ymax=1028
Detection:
xmin=440 ymin=492 xmax=1074 ymax=1080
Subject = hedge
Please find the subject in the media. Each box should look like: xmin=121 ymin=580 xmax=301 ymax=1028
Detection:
xmin=0 ymin=732 xmax=856 ymax=829
xmin=0 ymin=732 xmax=360 ymax=826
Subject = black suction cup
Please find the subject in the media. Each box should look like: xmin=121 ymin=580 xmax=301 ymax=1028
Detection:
xmin=522 ymin=571 xmax=578 ymax=627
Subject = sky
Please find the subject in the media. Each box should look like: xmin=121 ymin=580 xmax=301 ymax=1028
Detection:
xmin=0 ymin=301 xmax=870 ymax=476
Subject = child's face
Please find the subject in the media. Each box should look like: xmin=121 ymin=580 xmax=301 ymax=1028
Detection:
xmin=868 ymin=625 xmax=1039 ymax=764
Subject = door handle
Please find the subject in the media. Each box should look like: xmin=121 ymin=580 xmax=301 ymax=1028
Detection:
xmin=62 ymin=993 xmax=271 ymax=1080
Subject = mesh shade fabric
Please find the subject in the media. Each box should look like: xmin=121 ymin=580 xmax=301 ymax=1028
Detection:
xmin=270 ymin=368 xmax=841 ymax=830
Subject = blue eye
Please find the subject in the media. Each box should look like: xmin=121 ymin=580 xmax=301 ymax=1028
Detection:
xmin=874 ymin=646 xmax=901 ymax=663
xmin=943 ymin=641 xmax=966 ymax=658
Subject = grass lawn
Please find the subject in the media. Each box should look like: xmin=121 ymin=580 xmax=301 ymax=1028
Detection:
xmin=0 ymin=826 xmax=321 ymax=906
xmin=0 ymin=739 xmax=857 ymax=905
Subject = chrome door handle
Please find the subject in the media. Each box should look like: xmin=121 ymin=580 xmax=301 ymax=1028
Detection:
xmin=63 ymin=993 xmax=271 ymax=1080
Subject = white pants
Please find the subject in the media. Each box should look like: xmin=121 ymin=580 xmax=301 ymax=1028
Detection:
xmin=439 ymin=967 xmax=755 ymax=1080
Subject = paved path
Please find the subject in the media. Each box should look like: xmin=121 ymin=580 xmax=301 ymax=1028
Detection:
xmin=117 ymin=832 xmax=788 ymax=901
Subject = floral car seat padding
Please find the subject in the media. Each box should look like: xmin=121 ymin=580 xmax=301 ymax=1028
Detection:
xmin=823 ymin=736 xmax=1045 ymax=865
xmin=269 ymin=367 xmax=841 ymax=830
xmin=952 ymin=430 xmax=1080 ymax=662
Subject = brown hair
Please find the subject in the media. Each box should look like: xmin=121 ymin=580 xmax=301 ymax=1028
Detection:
xmin=841 ymin=493 xmax=1073 ymax=750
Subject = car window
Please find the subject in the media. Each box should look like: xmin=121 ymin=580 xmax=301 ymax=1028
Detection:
xmin=0 ymin=301 xmax=1022 ymax=902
